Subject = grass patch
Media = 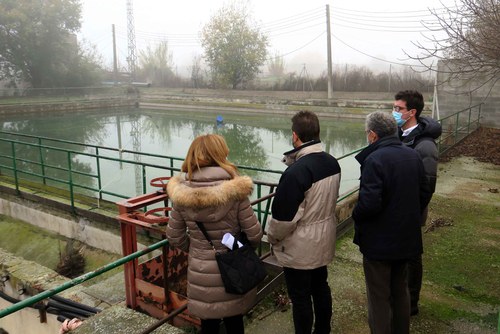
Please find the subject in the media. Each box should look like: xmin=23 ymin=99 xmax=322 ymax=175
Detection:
xmin=422 ymin=195 xmax=500 ymax=328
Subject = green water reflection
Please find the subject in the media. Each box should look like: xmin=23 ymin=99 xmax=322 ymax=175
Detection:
xmin=0 ymin=108 xmax=366 ymax=197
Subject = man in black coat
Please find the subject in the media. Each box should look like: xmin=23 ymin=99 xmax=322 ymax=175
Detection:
xmin=353 ymin=111 xmax=432 ymax=334
xmin=393 ymin=90 xmax=442 ymax=315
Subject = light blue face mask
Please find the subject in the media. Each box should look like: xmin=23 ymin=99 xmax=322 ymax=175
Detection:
xmin=392 ymin=111 xmax=407 ymax=127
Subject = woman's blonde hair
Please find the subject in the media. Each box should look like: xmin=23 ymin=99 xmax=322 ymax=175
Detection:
xmin=181 ymin=134 xmax=238 ymax=180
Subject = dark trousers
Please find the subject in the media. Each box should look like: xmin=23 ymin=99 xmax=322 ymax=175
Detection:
xmin=283 ymin=266 xmax=332 ymax=334
xmin=200 ymin=315 xmax=244 ymax=334
xmin=407 ymin=206 xmax=427 ymax=314
xmin=363 ymin=257 xmax=410 ymax=334
xmin=407 ymin=254 xmax=422 ymax=314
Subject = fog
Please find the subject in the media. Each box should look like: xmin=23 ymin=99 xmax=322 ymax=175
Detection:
xmin=79 ymin=0 xmax=456 ymax=77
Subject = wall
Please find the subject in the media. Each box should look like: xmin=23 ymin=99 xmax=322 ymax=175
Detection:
xmin=0 ymin=248 xmax=68 ymax=334
xmin=0 ymin=197 xmax=123 ymax=255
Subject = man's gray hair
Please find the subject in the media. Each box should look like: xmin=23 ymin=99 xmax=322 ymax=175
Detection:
xmin=366 ymin=111 xmax=398 ymax=138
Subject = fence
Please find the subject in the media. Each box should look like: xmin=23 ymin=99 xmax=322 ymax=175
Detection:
xmin=0 ymin=131 xmax=290 ymax=225
xmin=0 ymin=101 xmax=483 ymax=222
xmin=437 ymin=103 xmax=482 ymax=154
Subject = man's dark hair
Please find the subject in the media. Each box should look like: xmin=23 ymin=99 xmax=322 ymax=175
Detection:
xmin=394 ymin=90 xmax=424 ymax=118
xmin=291 ymin=110 xmax=320 ymax=142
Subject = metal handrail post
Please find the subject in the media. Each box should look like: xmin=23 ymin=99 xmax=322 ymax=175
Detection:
xmin=454 ymin=112 xmax=460 ymax=145
xmin=437 ymin=130 xmax=442 ymax=154
xmin=96 ymin=147 xmax=103 ymax=200
xmin=142 ymin=165 xmax=147 ymax=195
xmin=67 ymin=151 xmax=75 ymax=213
xmin=11 ymin=142 xmax=19 ymax=194
xmin=257 ymin=184 xmax=262 ymax=223
xmin=477 ymin=104 xmax=482 ymax=127
xmin=261 ymin=185 xmax=275 ymax=231
xmin=38 ymin=138 xmax=46 ymax=185
xmin=0 ymin=239 xmax=169 ymax=319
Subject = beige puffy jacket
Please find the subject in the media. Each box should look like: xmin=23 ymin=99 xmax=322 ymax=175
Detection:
xmin=267 ymin=143 xmax=341 ymax=269
xmin=166 ymin=167 xmax=263 ymax=319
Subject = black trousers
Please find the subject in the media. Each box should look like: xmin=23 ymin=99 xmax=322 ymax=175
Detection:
xmin=283 ymin=266 xmax=332 ymax=334
xmin=408 ymin=205 xmax=427 ymax=314
xmin=407 ymin=254 xmax=422 ymax=313
xmin=363 ymin=257 xmax=410 ymax=334
xmin=200 ymin=315 xmax=244 ymax=334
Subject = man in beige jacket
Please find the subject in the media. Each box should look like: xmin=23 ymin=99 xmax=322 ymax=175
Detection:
xmin=267 ymin=111 xmax=341 ymax=334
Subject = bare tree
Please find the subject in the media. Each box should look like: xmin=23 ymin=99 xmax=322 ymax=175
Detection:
xmin=408 ymin=0 xmax=500 ymax=93
xmin=137 ymin=41 xmax=174 ymax=86
xmin=267 ymin=52 xmax=286 ymax=78
xmin=189 ymin=55 xmax=205 ymax=88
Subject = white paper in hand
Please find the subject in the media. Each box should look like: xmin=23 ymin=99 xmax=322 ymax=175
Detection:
xmin=222 ymin=233 xmax=243 ymax=250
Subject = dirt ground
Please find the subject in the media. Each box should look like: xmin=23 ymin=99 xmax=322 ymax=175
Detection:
xmin=440 ymin=126 xmax=500 ymax=165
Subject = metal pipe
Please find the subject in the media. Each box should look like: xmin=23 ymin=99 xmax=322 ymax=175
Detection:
xmin=139 ymin=304 xmax=188 ymax=334
xmin=0 ymin=238 xmax=169 ymax=319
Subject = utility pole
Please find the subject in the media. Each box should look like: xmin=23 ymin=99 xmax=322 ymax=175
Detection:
xmin=388 ymin=64 xmax=392 ymax=92
xmin=344 ymin=64 xmax=348 ymax=90
xmin=296 ymin=64 xmax=314 ymax=92
xmin=112 ymin=24 xmax=118 ymax=85
xmin=326 ymin=4 xmax=333 ymax=99
xmin=126 ymin=0 xmax=137 ymax=82
xmin=432 ymin=70 xmax=440 ymax=120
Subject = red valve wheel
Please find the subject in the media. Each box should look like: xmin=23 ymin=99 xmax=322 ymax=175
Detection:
xmin=138 ymin=207 xmax=172 ymax=224
xmin=150 ymin=176 xmax=171 ymax=189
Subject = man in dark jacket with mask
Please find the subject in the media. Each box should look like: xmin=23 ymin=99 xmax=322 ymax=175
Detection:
xmin=353 ymin=111 xmax=432 ymax=334
xmin=393 ymin=90 xmax=442 ymax=315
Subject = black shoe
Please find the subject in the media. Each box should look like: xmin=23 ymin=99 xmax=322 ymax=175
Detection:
xmin=410 ymin=307 xmax=419 ymax=316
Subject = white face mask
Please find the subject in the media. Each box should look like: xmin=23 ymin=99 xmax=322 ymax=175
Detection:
xmin=366 ymin=130 xmax=373 ymax=145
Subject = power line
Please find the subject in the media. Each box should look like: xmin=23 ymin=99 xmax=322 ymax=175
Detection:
xmin=261 ymin=12 xmax=324 ymax=32
xmin=266 ymin=31 xmax=326 ymax=61
xmin=331 ymin=33 xmax=427 ymax=68
xmin=332 ymin=21 xmax=441 ymax=33
xmin=268 ymin=22 xmax=325 ymax=38
xmin=331 ymin=5 xmax=456 ymax=15
xmin=332 ymin=11 xmax=440 ymax=23
xmin=257 ymin=7 xmax=324 ymax=28
xmin=88 ymin=3 xmax=452 ymax=72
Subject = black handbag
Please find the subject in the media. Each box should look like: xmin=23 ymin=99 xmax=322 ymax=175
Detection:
xmin=195 ymin=222 xmax=267 ymax=295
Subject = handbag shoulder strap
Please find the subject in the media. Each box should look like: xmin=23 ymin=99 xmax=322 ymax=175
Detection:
xmin=195 ymin=221 xmax=216 ymax=251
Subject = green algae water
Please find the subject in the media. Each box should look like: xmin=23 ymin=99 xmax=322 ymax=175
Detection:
xmin=0 ymin=108 xmax=366 ymax=196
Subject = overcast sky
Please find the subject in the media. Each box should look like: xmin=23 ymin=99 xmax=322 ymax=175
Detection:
xmin=78 ymin=0 xmax=457 ymax=76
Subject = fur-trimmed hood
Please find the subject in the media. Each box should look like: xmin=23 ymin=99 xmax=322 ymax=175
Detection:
xmin=167 ymin=167 xmax=254 ymax=209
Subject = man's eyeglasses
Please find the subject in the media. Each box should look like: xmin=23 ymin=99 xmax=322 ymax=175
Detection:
xmin=393 ymin=106 xmax=408 ymax=112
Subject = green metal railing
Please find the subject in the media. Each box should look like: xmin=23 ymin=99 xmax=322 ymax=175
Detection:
xmin=0 ymin=238 xmax=169 ymax=319
xmin=437 ymin=103 xmax=482 ymax=154
xmin=0 ymin=102 xmax=482 ymax=217
xmin=0 ymin=131 xmax=284 ymax=217
xmin=0 ymin=102 xmax=482 ymax=220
